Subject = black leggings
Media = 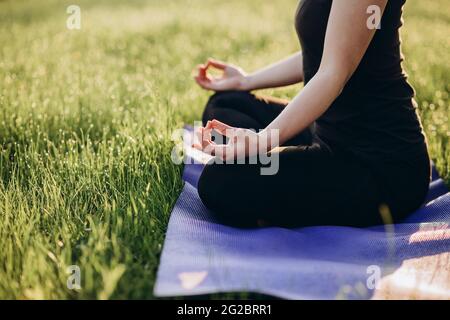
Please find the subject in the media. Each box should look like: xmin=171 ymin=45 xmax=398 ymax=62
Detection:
xmin=198 ymin=91 xmax=398 ymax=228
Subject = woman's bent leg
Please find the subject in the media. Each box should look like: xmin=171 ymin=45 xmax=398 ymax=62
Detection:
xmin=198 ymin=138 xmax=385 ymax=228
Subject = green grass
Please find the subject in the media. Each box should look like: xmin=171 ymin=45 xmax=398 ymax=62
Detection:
xmin=0 ymin=0 xmax=448 ymax=299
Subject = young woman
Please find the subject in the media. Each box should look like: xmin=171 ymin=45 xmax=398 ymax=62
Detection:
xmin=192 ymin=0 xmax=430 ymax=228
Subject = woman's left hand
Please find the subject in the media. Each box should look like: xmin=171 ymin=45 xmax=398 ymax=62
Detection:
xmin=192 ymin=120 xmax=262 ymax=161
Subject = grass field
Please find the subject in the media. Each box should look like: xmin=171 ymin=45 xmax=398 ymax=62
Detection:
xmin=0 ymin=0 xmax=448 ymax=299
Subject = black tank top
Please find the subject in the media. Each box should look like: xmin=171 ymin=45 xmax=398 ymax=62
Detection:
xmin=295 ymin=0 xmax=428 ymax=163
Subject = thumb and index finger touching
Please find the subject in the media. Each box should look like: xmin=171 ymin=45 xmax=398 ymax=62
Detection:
xmin=193 ymin=58 xmax=228 ymax=89
xmin=205 ymin=119 xmax=236 ymax=137
xmin=205 ymin=58 xmax=228 ymax=70
xmin=196 ymin=58 xmax=228 ymax=76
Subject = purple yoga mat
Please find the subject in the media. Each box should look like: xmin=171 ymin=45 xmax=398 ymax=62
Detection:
xmin=154 ymin=128 xmax=450 ymax=299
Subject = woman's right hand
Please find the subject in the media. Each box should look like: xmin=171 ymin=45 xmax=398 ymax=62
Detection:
xmin=194 ymin=58 xmax=249 ymax=92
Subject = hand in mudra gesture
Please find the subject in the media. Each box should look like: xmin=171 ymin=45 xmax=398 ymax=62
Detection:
xmin=194 ymin=58 xmax=248 ymax=92
xmin=192 ymin=119 xmax=262 ymax=162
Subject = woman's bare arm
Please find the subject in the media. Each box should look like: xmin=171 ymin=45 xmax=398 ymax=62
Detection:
xmin=194 ymin=52 xmax=303 ymax=92
xmin=263 ymin=0 xmax=388 ymax=145
xmin=241 ymin=52 xmax=304 ymax=91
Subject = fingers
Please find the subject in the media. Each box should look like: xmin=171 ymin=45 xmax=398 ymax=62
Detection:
xmin=193 ymin=59 xmax=227 ymax=80
xmin=192 ymin=124 xmax=230 ymax=160
xmin=193 ymin=59 xmax=234 ymax=91
xmin=193 ymin=63 xmax=215 ymax=90
xmin=194 ymin=58 xmax=227 ymax=78
xmin=196 ymin=64 xmax=210 ymax=80
xmin=192 ymin=127 xmax=209 ymax=149
xmin=193 ymin=134 xmax=222 ymax=159
xmin=195 ymin=76 xmax=237 ymax=92
xmin=194 ymin=75 xmax=212 ymax=90
xmin=206 ymin=58 xmax=228 ymax=70
xmin=200 ymin=127 xmax=213 ymax=148
xmin=192 ymin=126 xmax=203 ymax=149
xmin=205 ymin=119 xmax=235 ymax=137
xmin=193 ymin=141 xmax=229 ymax=160
xmin=192 ymin=119 xmax=254 ymax=161
xmin=192 ymin=139 xmax=215 ymax=153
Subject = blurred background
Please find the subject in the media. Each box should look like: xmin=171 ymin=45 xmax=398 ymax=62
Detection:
xmin=0 ymin=0 xmax=448 ymax=299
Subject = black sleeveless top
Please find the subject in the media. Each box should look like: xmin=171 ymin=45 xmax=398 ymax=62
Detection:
xmin=295 ymin=0 xmax=428 ymax=165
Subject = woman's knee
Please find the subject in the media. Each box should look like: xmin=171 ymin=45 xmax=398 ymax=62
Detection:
xmin=198 ymin=164 xmax=228 ymax=211
xmin=197 ymin=164 xmax=257 ymax=227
